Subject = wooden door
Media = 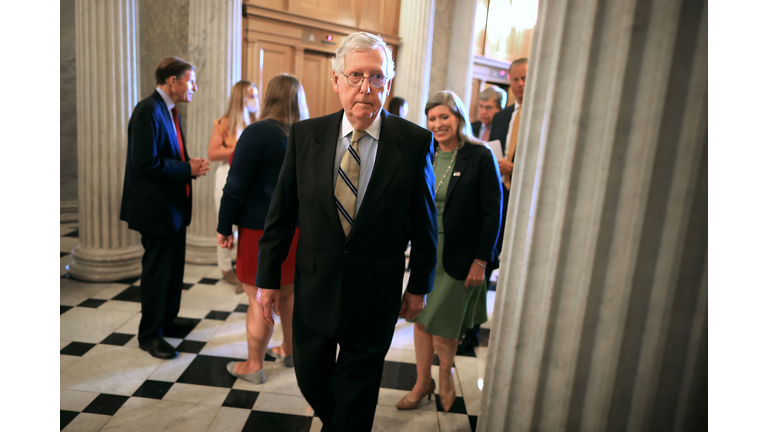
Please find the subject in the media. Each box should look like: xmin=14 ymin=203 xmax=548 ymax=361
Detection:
xmin=289 ymin=0 xmax=357 ymax=28
xmin=244 ymin=40 xmax=296 ymax=106
xmin=301 ymin=50 xmax=342 ymax=118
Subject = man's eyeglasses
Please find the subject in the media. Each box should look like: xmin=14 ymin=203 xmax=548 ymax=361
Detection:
xmin=341 ymin=72 xmax=387 ymax=89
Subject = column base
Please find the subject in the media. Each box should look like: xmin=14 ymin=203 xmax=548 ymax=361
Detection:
xmin=67 ymin=244 xmax=144 ymax=282
xmin=185 ymin=234 xmax=218 ymax=265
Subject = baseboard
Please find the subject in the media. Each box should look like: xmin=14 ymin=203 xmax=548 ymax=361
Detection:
xmin=61 ymin=200 xmax=78 ymax=223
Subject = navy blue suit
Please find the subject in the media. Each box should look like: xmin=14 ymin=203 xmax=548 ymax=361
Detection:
xmin=120 ymin=90 xmax=193 ymax=341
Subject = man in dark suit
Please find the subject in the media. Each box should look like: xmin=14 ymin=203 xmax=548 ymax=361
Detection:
xmin=470 ymin=85 xmax=506 ymax=141
xmin=255 ymin=32 xmax=437 ymax=431
xmin=120 ymin=57 xmax=210 ymax=360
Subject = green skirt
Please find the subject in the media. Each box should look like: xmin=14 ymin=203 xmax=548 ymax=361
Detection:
xmin=409 ymin=232 xmax=488 ymax=339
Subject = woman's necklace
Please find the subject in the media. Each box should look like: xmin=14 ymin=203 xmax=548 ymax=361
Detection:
xmin=433 ymin=146 xmax=458 ymax=195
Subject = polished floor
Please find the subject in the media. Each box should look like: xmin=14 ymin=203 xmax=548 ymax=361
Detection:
xmin=60 ymin=222 xmax=495 ymax=432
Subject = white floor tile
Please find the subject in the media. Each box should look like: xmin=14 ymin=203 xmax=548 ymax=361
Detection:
xmin=100 ymin=398 xmax=219 ymax=432
xmin=98 ymin=300 xmax=142 ymax=313
xmin=252 ymin=392 xmax=314 ymax=416
xmin=184 ymin=319 xmax=224 ymax=342
xmin=91 ymin=283 xmax=132 ymax=300
xmin=180 ymin=283 xmax=244 ymax=312
xmin=148 ymin=352 xmax=197 ymax=382
xmin=61 ymin=355 xmax=79 ymax=373
xmin=60 ymin=278 xmax=115 ymax=306
xmin=437 ymin=411 xmax=473 ymax=432
xmin=60 ymin=307 xmax=137 ymax=343
xmin=371 ymin=404 xmax=439 ymax=432
xmin=163 ymin=383 xmax=231 ymax=406
xmin=62 ymin=413 xmax=111 ymax=432
xmin=60 ymin=389 xmax=100 ymax=411
xmin=60 ymin=344 xmax=164 ymax=395
xmin=205 ymin=406 xmax=251 ymax=432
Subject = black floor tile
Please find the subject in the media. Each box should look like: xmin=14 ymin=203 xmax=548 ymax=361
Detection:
xmin=114 ymin=276 xmax=139 ymax=285
xmin=133 ymin=380 xmax=174 ymax=399
xmin=78 ymin=298 xmax=107 ymax=308
xmin=468 ymin=414 xmax=478 ymax=432
xmin=60 ymin=252 xmax=69 ymax=258
xmin=177 ymin=340 xmax=206 ymax=354
xmin=100 ymin=333 xmax=135 ymax=346
xmin=234 ymin=304 xmax=249 ymax=313
xmin=112 ymin=285 xmax=141 ymax=302
xmin=206 ymin=310 xmax=231 ymax=321
xmin=61 ymin=342 xmax=96 ymax=357
xmin=61 ymin=305 xmax=73 ymax=315
xmin=436 ymin=395 xmax=467 ymax=414
xmin=163 ymin=317 xmax=201 ymax=338
xmin=60 ymin=410 xmax=79 ymax=430
xmin=479 ymin=328 xmax=490 ymax=347
xmin=182 ymin=282 xmax=194 ymax=290
xmin=176 ymin=355 xmax=241 ymax=388
xmin=455 ymin=348 xmax=477 ymax=358
xmin=242 ymin=411 xmax=313 ymax=432
xmin=379 ymin=361 xmax=418 ymax=391
xmin=223 ymin=389 xmax=259 ymax=409
xmin=197 ymin=277 xmax=219 ymax=285
xmin=63 ymin=229 xmax=79 ymax=238
xmin=82 ymin=393 xmax=130 ymax=416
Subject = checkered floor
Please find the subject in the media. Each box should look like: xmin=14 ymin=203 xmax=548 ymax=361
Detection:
xmin=60 ymin=222 xmax=494 ymax=432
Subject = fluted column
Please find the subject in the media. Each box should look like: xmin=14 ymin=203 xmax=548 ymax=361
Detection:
xmin=445 ymin=0 xmax=477 ymax=105
xmin=185 ymin=0 xmax=242 ymax=264
xmin=396 ymin=0 xmax=436 ymax=126
xmin=67 ymin=0 xmax=143 ymax=282
xmin=478 ymin=0 xmax=707 ymax=431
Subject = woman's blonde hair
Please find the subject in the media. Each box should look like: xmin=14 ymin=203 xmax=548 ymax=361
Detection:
xmin=259 ymin=74 xmax=310 ymax=134
xmin=424 ymin=90 xmax=483 ymax=148
xmin=223 ymin=80 xmax=258 ymax=141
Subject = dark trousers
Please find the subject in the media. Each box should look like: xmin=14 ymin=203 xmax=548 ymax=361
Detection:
xmin=138 ymin=229 xmax=186 ymax=341
xmin=293 ymin=305 xmax=398 ymax=432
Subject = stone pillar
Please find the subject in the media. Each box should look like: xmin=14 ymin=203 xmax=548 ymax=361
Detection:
xmin=396 ymin=0 xmax=436 ymax=126
xmin=185 ymin=0 xmax=242 ymax=264
xmin=478 ymin=0 xmax=707 ymax=431
xmin=67 ymin=0 xmax=143 ymax=282
xmin=445 ymin=0 xmax=477 ymax=105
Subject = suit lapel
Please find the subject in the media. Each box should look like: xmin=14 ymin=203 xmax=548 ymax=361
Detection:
xmin=347 ymin=110 xmax=402 ymax=239
xmin=444 ymin=146 xmax=470 ymax=208
xmin=153 ymin=91 xmax=182 ymax=160
xmin=312 ymin=110 xmax=346 ymax=238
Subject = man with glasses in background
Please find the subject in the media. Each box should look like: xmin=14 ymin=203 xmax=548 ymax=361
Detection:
xmin=253 ymin=32 xmax=438 ymax=431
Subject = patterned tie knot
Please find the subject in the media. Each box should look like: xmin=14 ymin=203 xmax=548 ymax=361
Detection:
xmin=351 ymin=129 xmax=366 ymax=146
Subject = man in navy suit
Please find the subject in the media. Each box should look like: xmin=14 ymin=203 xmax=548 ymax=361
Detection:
xmin=120 ymin=57 xmax=210 ymax=360
xmin=255 ymin=32 xmax=437 ymax=431
xmin=470 ymin=85 xmax=505 ymax=141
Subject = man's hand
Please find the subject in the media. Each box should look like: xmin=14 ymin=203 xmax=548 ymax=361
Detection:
xmin=256 ymin=288 xmax=280 ymax=327
xmin=497 ymin=159 xmax=514 ymax=175
xmin=217 ymin=233 xmax=234 ymax=250
xmin=190 ymin=158 xmax=210 ymax=177
xmin=399 ymin=291 xmax=426 ymax=320
xmin=464 ymin=260 xmax=486 ymax=288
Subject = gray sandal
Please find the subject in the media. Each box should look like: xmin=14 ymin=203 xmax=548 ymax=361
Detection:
xmin=226 ymin=361 xmax=266 ymax=384
xmin=266 ymin=347 xmax=294 ymax=367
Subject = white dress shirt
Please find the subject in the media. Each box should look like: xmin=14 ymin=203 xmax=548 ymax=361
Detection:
xmin=333 ymin=111 xmax=381 ymax=216
xmin=156 ymin=87 xmax=176 ymax=118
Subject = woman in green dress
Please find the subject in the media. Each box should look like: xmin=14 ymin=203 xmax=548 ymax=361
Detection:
xmin=398 ymin=91 xmax=502 ymax=412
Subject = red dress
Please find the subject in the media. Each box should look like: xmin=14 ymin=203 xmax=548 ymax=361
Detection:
xmin=236 ymin=227 xmax=299 ymax=286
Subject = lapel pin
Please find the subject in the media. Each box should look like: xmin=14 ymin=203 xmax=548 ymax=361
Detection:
xmin=453 ymin=172 xmax=461 ymax=176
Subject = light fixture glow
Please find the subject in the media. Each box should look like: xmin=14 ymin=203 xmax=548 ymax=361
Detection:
xmin=478 ymin=378 xmax=484 ymax=390
xmin=510 ymin=0 xmax=539 ymax=29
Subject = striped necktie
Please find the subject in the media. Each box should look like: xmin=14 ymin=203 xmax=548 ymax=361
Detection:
xmin=335 ymin=129 xmax=366 ymax=236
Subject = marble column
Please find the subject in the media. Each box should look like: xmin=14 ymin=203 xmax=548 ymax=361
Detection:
xmin=184 ymin=0 xmax=242 ymax=264
xmin=445 ymin=0 xmax=477 ymax=106
xmin=396 ymin=0 xmax=436 ymax=126
xmin=67 ymin=0 xmax=143 ymax=282
xmin=478 ymin=0 xmax=707 ymax=431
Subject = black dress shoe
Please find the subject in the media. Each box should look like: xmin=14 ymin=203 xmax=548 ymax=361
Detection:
xmin=139 ymin=337 xmax=178 ymax=360
xmin=162 ymin=319 xmax=197 ymax=338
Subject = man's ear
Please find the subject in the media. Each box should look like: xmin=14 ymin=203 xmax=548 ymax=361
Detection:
xmin=332 ymin=73 xmax=340 ymax=94
xmin=384 ymin=79 xmax=392 ymax=96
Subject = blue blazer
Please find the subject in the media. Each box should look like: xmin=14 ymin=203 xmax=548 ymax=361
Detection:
xmin=120 ymin=91 xmax=192 ymax=236
xmin=217 ymin=119 xmax=297 ymax=235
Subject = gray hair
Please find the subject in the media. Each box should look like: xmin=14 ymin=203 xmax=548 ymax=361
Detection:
xmin=424 ymin=90 xmax=483 ymax=147
xmin=478 ymin=85 xmax=506 ymax=109
xmin=331 ymin=32 xmax=396 ymax=80
xmin=509 ymin=57 xmax=528 ymax=70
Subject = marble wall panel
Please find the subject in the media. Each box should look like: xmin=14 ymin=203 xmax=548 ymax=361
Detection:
xmin=428 ymin=0 xmax=455 ymax=101
xmin=60 ymin=0 xmax=78 ymax=202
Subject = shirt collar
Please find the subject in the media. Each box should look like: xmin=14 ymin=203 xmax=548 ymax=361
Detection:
xmin=341 ymin=110 xmax=382 ymax=141
xmin=156 ymin=87 xmax=175 ymax=111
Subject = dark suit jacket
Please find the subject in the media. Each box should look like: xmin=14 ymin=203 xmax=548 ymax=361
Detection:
xmin=256 ymin=109 xmax=438 ymax=338
xmin=441 ymin=144 xmax=502 ymax=280
xmin=471 ymin=121 xmax=482 ymax=139
xmin=488 ymin=103 xmax=518 ymax=156
xmin=120 ymin=91 xmax=192 ymax=236
xmin=217 ymin=119 xmax=297 ymax=235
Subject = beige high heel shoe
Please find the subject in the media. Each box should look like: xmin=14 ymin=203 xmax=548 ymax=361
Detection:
xmin=439 ymin=374 xmax=456 ymax=412
xmin=396 ymin=379 xmax=436 ymax=410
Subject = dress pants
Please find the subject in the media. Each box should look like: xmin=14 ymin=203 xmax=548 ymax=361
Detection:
xmin=293 ymin=303 xmax=398 ymax=432
xmin=138 ymin=228 xmax=186 ymax=341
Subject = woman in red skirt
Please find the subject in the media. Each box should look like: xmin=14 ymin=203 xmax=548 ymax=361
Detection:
xmin=216 ymin=74 xmax=310 ymax=384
